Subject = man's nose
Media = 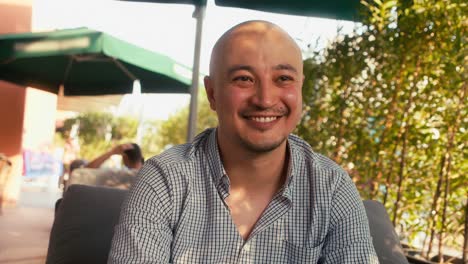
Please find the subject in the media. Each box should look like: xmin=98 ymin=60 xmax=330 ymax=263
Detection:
xmin=251 ymin=81 xmax=277 ymax=109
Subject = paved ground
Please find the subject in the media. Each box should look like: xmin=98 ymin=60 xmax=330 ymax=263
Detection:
xmin=0 ymin=183 xmax=60 ymax=264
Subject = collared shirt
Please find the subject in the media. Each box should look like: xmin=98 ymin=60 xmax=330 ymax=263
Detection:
xmin=109 ymin=128 xmax=379 ymax=263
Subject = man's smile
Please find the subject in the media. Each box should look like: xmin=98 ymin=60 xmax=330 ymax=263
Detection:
xmin=248 ymin=116 xmax=278 ymax=123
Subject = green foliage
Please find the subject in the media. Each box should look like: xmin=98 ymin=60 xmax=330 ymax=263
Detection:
xmin=58 ymin=112 xmax=139 ymax=160
xmin=139 ymin=119 xmax=163 ymax=159
xmin=141 ymin=89 xmax=218 ymax=158
xmin=298 ymin=0 xmax=466 ymax=257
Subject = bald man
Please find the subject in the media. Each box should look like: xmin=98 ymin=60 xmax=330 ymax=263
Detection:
xmin=109 ymin=21 xmax=378 ymax=263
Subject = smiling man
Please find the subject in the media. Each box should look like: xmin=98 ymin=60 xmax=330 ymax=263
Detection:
xmin=109 ymin=21 xmax=378 ymax=263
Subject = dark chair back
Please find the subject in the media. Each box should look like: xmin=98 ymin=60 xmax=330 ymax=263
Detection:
xmin=364 ymin=200 xmax=409 ymax=264
xmin=46 ymin=184 xmax=128 ymax=264
xmin=46 ymin=185 xmax=409 ymax=264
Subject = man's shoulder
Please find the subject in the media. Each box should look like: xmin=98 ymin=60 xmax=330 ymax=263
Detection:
xmin=144 ymin=128 xmax=213 ymax=171
xmin=134 ymin=129 xmax=214 ymax=194
xmin=288 ymin=134 xmax=347 ymax=175
xmin=151 ymin=143 xmax=194 ymax=167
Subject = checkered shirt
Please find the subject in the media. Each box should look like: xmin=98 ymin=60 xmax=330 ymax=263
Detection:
xmin=108 ymin=128 xmax=379 ymax=263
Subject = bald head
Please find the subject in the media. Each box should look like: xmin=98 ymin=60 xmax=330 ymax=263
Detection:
xmin=204 ymin=20 xmax=304 ymax=154
xmin=209 ymin=20 xmax=303 ymax=78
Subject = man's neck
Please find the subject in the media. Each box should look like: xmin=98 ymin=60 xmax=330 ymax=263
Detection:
xmin=218 ymin=138 xmax=289 ymax=193
xmin=216 ymin=132 xmax=291 ymax=240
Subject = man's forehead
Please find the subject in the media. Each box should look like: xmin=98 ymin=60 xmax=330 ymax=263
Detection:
xmin=223 ymin=22 xmax=291 ymax=46
xmin=222 ymin=30 xmax=302 ymax=64
xmin=210 ymin=20 xmax=302 ymax=75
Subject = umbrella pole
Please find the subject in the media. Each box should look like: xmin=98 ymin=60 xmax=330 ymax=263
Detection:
xmin=186 ymin=4 xmax=205 ymax=142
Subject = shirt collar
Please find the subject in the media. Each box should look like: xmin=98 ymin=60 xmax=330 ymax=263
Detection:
xmin=279 ymin=138 xmax=297 ymax=201
xmin=205 ymin=128 xmax=228 ymax=186
xmin=204 ymin=128 xmax=299 ymax=199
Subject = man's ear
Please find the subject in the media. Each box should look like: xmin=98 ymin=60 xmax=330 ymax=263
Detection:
xmin=204 ymin=76 xmax=216 ymax=111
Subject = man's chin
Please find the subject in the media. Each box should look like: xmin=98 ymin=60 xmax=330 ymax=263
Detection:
xmin=240 ymin=137 xmax=287 ymax=153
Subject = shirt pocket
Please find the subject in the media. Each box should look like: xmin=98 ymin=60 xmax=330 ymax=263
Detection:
xmin=281 ymin=240 xmax=323 ymax=263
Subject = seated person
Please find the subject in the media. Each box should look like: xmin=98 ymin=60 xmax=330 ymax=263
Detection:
xmin=108 ymin=21 xmax=378 ymax=263
xmin=86 ymin=143 xmax=144 ymax=171
xmin=60 ymin=159 xmax=88 ymax=191
xmin=67 ymin=143 xmax=144 ymax=189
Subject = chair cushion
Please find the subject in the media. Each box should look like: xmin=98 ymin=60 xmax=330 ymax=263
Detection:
xmin=46 ymin=184 xmax=128 ymax=264
xmin=67 ymin=168 xmax=137 ymax=190
xmin=363 ymin=200 xmax=409 ymax=264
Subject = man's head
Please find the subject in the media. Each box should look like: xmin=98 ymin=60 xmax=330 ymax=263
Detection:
xmin=122 ymin=143 xmax=144 ymax=170
xmin=204 ymin=20 xmax=304 ymax=154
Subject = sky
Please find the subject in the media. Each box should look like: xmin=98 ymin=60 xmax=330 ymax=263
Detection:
xmin=32 ymin=0 xmax=356 ymax=120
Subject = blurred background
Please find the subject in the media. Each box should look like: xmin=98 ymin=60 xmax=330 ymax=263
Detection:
xmin=0 ymin=0 xmax=465 ymax=263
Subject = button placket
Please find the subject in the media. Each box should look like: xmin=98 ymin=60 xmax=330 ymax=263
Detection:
xmin=243 ymin=243 xmax=251 ymax=252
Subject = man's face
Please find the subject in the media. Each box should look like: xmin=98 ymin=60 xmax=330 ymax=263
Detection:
xmin=205 ymin=24 xmax=303 ymax=153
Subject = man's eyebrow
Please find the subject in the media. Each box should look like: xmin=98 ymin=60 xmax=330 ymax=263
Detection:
xmin=227 ymin=65 xmax=253 ymax=75
xmin=226 ymin=64 xmax=298 ymax=75
xmin=273 ymin=64 xmax=298 ymax=73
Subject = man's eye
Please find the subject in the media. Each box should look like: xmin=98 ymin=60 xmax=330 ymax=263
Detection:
xmin=278 ymin=75 xmax=293 ymax=82
xmin=233 ymin=76 xmax=253 ymax=82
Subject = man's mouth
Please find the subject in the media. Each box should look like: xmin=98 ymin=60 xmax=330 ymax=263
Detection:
xmin=249 ymin=116 xmax=278 ymax=123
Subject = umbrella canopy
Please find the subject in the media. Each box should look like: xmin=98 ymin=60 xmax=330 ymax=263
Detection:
xmin=0 ymin=27 xmax=192 ymax=96
xmin=121 ymin=0 xmax=361 ymax=21
xmin=215 ymin=0 xmax=361 ymax=21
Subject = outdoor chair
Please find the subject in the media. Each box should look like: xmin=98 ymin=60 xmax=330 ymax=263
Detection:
xmin=364 ymin=200 xmax=409 ymax=263
xmin=46 ymin=184 xmax=410 ymax=264
xmin=46 ymin=185 xmax=127 ymax=264
xmin=65 ymin=167 xmax=136 ymax=191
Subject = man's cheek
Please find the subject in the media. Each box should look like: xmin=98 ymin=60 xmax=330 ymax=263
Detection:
xmin=283 ymin=88 xmax=300 ymax=108
xmin=226 ymin=90 xmax=250 ymax=106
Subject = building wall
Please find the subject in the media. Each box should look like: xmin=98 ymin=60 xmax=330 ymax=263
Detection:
xmin=0 ymin=0 xmax=32 ymax=34
xmin=0 ymin=82 xmax=26 ymax=156
xmin=0 ymin=1 xmax=32 ymax=206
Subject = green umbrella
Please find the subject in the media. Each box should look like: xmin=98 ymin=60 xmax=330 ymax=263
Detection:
xmin=0 ymin=27 xmax=192 ymax=95
xmin=123 ymin=0 xmax=361 ymax=21
xmin=215 ymin=0 xmax=361 ymax=21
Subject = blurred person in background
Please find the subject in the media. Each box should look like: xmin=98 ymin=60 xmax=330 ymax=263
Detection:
xmin=61 ymin=143 xmax=144 ymax=192
xmin=86 ymin=143 xmax=144 ymax=171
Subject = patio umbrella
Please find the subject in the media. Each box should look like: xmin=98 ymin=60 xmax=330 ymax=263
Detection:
xmin=214 ymin=0 xmax=361 ymax=20
xmin=123 ymin=0 xmax=361 ymax=20
xmin=0 ymin=27 xmax=192 ymax=96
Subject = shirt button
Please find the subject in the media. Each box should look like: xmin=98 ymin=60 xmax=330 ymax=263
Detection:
xmin=243 ymin=244 xmax=251 ymax=252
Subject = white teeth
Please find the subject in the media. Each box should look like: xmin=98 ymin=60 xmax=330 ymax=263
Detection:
xmin=251 ymin=116 xmax=277 ymax=123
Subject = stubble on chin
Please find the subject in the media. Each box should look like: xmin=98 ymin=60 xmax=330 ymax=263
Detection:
xmin=239 ymin=135 xmax=287 ymax=154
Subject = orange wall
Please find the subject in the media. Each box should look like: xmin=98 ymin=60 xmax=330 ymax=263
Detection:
xmin=0 ymin=0 xmax=33 ymax=156
xmin=0 ymin=0 xmax=33 ymax=206
xmin=0 ymin=1 xmax=32 ymax=34
xmin=0 ymin=82 xmax=26 ymax=156
xmin=0 ymin=0 xmax=33 ymax=152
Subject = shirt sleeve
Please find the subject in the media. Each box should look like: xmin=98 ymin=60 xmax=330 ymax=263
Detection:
xmin=108 ymin=159 xmax=173 ymax=264
xmin=319 ymin=172 xmax=380 ymax=264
